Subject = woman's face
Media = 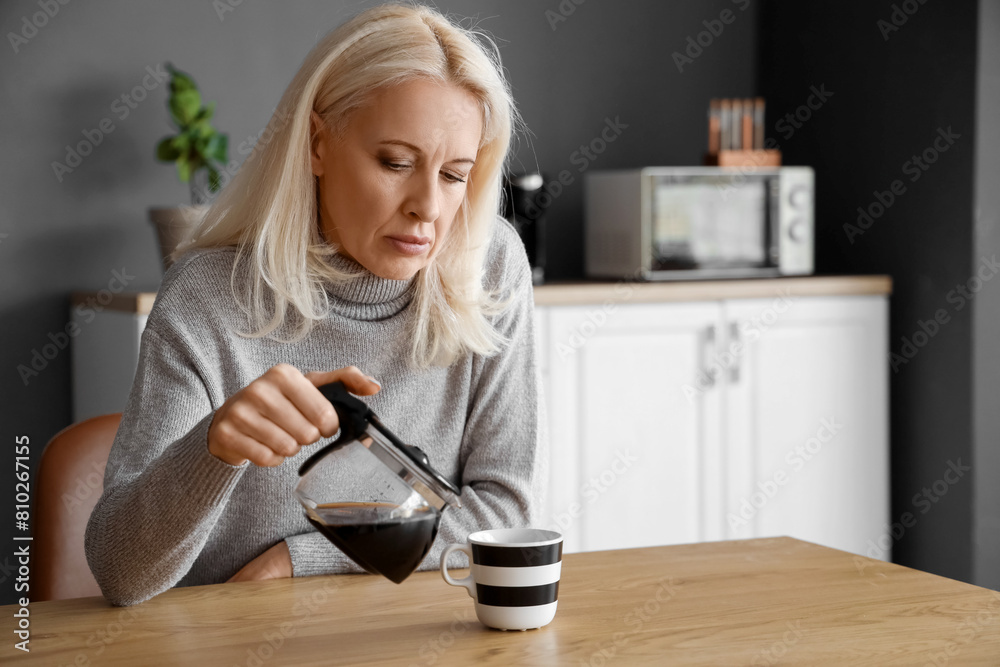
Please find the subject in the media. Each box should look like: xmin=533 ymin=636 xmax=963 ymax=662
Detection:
xmin=310 ymin=78 xmax=483 ymax=280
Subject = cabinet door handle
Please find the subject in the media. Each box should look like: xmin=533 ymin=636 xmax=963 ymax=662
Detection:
xmin=729 ymin=321 xmax=741 ymax=384
xmin=700 ymin=325 xmax=717 ymax=388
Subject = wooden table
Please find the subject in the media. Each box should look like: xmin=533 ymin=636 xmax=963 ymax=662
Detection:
xmin=4 ymin=537 xmax=999 ymax=665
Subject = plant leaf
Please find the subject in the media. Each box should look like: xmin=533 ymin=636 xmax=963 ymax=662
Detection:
xmin=170 ymin=133 xmax=190 ymax=151
xmin=193 ymin=134 xmax=209 ymax=156
xmin=169 ymin=89 xmax=202 ymax=126
xmin=206 ymin=134 xmax=228 ymax=163
xmin=166 ymin=63 xmax=198 ymax=94
xmin=195 ymin=101 xmax=216 ymax=122
xmin=192 ymin=119 xmax=214 ymax=138
xmin=156 ymin=137 xmax=181 ymax=161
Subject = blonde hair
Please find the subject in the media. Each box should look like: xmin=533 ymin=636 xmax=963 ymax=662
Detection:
xmin=173 ymin=2 xmax=519 ymax=368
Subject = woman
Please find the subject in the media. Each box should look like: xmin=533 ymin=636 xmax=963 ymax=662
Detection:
xmin=85 ymin=2 xmax=546 ymax=606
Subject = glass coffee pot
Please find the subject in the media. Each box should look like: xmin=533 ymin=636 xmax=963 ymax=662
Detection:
xmin=295 ymin=382 xmax=462 ymax=583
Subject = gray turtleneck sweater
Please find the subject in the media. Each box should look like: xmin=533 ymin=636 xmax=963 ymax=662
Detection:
xmin=84 ymin=218 xmax=547 ymax=606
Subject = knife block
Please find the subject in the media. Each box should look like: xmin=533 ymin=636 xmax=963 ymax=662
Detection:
xmin=704 ymin=150 xmax=782 ymax=168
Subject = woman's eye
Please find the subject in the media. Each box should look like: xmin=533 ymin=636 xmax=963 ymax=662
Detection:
xmin=442 ymin=172 xmax=467 ymax=184
xmin=380 ymin=159 xmax=410 ymax=171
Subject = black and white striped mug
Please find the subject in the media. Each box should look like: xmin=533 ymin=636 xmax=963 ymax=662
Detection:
xmin=440 ymin=528 xmax=563 ymax=631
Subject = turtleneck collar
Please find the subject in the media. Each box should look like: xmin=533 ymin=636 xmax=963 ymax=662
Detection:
xmin=323 ymin=252 xmax=416 ymax=321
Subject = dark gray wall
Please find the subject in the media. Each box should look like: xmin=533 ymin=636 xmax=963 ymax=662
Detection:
xmin=0 ymin=0 xmax=757 ymax=605
xmin=759 ymin=0 xmax=992 ymax=585
xmin=974 ymin=0 xmax=1000 ymax=591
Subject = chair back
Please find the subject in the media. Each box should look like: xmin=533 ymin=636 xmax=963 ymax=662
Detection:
xmin=33 ymin=413 xmax=121 ymax=601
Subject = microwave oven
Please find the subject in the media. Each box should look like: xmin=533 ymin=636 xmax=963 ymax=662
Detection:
xmin=585 ymin=167 xmax=814 ymax=280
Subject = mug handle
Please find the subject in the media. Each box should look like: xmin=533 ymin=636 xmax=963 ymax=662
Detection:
xmin=440 ymin=543 xmax=475 ymax=599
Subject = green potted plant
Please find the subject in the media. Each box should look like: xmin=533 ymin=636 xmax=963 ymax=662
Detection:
xmin=148 ymin=62 xmax=228 ymax=269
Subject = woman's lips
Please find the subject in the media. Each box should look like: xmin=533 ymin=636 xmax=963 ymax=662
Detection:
xmin=385 ymin=235 xmax=432 ymax=256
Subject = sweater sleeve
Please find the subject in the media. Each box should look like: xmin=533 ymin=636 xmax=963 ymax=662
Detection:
xmin=84 ymin=325 xmax=248 ymax=606
xmin=284 ymin=531 xmax=365 ymax=577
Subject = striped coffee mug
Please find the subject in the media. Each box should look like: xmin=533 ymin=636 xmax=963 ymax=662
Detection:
xmin=440 ymin=528 xmax=563 ymax=631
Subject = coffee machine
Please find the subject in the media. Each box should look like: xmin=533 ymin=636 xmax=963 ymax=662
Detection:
xmin=503 ymin=173 xmax=546 ymax=285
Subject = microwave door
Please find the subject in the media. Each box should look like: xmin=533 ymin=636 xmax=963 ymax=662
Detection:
xmin=652 ymin=181 xmax=697 ymax=269
xmin=689 ymin=184 xmax=722 ymax=266
xmin=713 ymin=181 xmax=767 ymax=267
xmin=650 ymin=176 xmax=773 ymax=277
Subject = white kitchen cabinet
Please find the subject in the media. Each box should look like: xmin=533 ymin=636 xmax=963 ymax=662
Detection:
xmin=538 ymin=293 xmax=889 ymax=560
xmin=721 ymin=296 xmax=889 ymax=556
xmin=537 ymin=302 xmax=723 ymax=554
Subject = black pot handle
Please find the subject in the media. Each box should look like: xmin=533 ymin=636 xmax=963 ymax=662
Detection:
xmin=297 ymin=381 xmax=372 ymax=477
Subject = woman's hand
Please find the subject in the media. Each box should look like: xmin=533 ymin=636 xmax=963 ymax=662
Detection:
xmin=208 ymin=364 xmax=381 ymax=467
xmin=227 ymin=541 xmax=293 ymax=582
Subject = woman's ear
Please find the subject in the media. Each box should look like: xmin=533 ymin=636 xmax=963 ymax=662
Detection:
xmin=309 ymin=110 xmax=327 ymax=177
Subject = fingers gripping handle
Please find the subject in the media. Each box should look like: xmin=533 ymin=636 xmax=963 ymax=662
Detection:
xmin=440 ymin=543 xmax=475 ymax=599
xmin=297 ymin=381 xmax=371 ymax=477
xmin=317 ymin=381 xmax=370 ymax=443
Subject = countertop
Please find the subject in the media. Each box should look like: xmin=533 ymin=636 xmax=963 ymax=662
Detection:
xmin=6 ymin=537 xmax=996 ymax=666
xmin=532 ymin=274 xmax=891 ymax=306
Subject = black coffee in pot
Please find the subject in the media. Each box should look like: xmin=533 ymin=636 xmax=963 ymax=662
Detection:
xmin=306 ymin=502 xmax=440 ymax=584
